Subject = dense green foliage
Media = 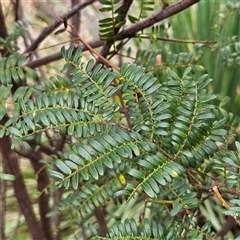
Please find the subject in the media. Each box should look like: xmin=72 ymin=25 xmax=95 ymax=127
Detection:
xmin=1 ymin=1 xmax=240 ymax=239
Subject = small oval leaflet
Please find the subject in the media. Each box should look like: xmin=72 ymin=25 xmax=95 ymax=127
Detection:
xmin=55 ymin=159 xmax=72 ymax=175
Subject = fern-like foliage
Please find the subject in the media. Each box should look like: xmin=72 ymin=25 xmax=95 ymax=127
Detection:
xmin=128 ymin=0 xmax=155 ymax=23
xmin=88 ymin=218 xmax=214 ymax=240
xmin=125 ymin=48 xmax=201 ymax=81
xmin=99 ymin=0 xmax=127 ymax=41
xmin=213 ymin=36 xmax=240 ymax=67
xmin=1 ymin=44 xmax=239 ymax=239
xmin=0 ymin=20 xmax=29 ymax=54
xmin=0 ymin=53 xmax=38 ymax=85
xmin=0 ymin=21 xmax=38 ymax=85
xmin=56 ymin=177 xmax=125 ymax=223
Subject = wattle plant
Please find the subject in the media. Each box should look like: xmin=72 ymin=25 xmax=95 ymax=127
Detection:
xmin=1 ymin=42 xmax=240 ymax=239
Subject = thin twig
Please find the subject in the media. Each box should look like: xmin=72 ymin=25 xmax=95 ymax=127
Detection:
xmin=114 ymin=83 xmax=132 ymax=130
xmin=211 ymin=186 xmax=229 ymax=208
xmin=146 ymin=199 xmax=173 ymax=204
xmin=67 ymin=22 xmax=120 ymax=71
xmin=25 ymin=39 xmax=104 ymax=69
xmin=211 ymin=185 xmax=240 ymax=224
xmin=26 ymin=38 xmax=80 ymax=55
xmin=137 ymin=35 xmax=216 ymax=45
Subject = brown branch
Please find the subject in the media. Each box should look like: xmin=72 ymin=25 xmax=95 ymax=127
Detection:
xmin=0 ymin=130 xmax=46 ymax=240
xmin=12 ymin=0 xmax=22 ymax=22
xmin=52 ymin=189 xmax=62 ymax=240
xmin=29 ymin=153 xmax=53 ymax=240
xmin=94 ymin=208 xmax=108 ymax=237
xmin=25 ymin=39 xmax=104 ymax=69
xmin=66 ymin=0 xmax=82 ymax=78
xmin=25 ymin=0 xmax=97 ymax=53
xmin=97 ymin=0 xmax=200 ymax=62
xmin=215 ymin=216 xmax=236 ymax=239
xmin=71 ymin=0 xmax=81 ymax=39
xmin=119 ymin=0 xmax=200 ymax=40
